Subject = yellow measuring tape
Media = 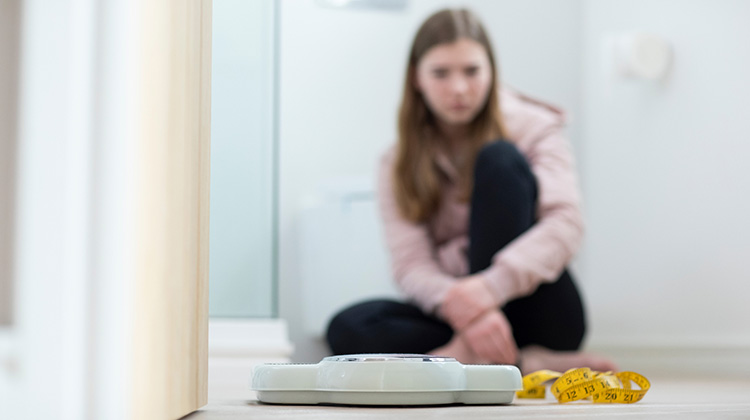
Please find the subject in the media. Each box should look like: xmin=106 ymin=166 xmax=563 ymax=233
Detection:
xmin=517 ymin=368 xmax=650 ymax=404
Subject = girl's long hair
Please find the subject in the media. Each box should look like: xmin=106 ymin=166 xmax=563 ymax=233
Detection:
xmin=394 ymin=8 xmax=507 ymax=223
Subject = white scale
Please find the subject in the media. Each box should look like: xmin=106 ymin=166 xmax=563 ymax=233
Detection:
xmin=252 ymin=354 xmax=522 ymax=406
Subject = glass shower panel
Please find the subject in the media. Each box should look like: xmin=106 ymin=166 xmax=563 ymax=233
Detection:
xmin=209 ymin=0 xmax=276 ymax=318
xmin=0 ymin=0 xmax=21 ymax=326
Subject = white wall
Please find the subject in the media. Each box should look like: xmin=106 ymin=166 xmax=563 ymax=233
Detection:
xmin=278 ymin=0 xmax=583 ymax=362
xmin=1 ymin=0 xmax=99 ymax=416
xmin=1 ymin=0 xmax=145 ymax=417
xmin=579 ymin=0 xmax=750 ymax=351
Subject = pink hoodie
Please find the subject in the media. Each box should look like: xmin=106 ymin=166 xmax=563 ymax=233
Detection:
xmin=378 ymin=87 xmax=584 ymax=313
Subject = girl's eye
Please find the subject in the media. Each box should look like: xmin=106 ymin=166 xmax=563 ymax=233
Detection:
xmin=465 ymin=67 xmax=479 ymax=76
xmin=432 ymin=69 xmax=448 ymax=78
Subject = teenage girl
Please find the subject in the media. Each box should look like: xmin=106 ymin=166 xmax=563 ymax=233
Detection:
xmin=327 ymin=8 xmax=616 ymax=374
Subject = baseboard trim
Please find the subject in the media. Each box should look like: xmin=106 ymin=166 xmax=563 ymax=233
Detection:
xmin=208 ymin=318 xmax=294 ymax=399
xmin=586 ymin=338 xmax=750 ymax=378
xmin=209 ymin=318 xmax=294 ymax=358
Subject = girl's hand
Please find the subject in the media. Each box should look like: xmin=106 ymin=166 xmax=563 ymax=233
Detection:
xmin=439 ymin=274 xmax=497 ymax=330
xmin=461 ymin=309 xmax=518 ymax=364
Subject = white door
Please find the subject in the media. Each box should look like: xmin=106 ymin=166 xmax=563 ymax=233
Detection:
xmin=0 ymin=1 xmax=212 ymax=419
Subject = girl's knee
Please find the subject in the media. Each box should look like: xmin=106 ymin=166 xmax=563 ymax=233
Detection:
xmin=474 ymin=140 xmax=535 ymax=193
xmin=475 ymin=140 xmax=529 ymax=178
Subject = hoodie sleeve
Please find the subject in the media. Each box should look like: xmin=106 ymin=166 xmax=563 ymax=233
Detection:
xmin=377 ymin=149 xmax=456 ymax=313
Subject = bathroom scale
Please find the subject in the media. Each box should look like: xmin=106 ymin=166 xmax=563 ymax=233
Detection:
xmin=251 ymin=353 xmax=522 ymax=406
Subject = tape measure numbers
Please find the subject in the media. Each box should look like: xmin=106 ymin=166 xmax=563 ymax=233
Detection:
xmin=517 ymin=367 xmax=650 ymax=404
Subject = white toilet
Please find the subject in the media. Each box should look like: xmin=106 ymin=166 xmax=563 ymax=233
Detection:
xmin=299 ymin=178 xmax=400 ymax=338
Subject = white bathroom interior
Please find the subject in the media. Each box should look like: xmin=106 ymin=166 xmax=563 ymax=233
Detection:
xmin=208 ymin=0 xmax=750 ymax=380
xmin=2 ymin=0 xmax=750 ymax=418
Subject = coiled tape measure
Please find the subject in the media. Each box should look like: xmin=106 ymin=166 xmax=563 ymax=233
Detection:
xmin=252 ymin=353 xmax=650 ymax=406
xmin=517 ymin=367 xmax=651 ymax=403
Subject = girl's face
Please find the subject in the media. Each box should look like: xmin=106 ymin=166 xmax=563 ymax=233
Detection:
xmin=415 ymin=38 xmax=493 ymax=128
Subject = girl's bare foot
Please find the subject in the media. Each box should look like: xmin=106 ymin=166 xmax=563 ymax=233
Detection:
xmin=429 ymin=334 xmax=487 ymax=364
xmin=518 ymin=345 xmax=618 ymax=375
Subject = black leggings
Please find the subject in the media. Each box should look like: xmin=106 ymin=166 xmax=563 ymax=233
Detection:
xmin=326 ymin=140 xmax=586 ymax=356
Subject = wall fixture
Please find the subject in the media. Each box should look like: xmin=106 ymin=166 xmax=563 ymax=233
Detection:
xmin=614 ymin=32 xmax=672 ymax=80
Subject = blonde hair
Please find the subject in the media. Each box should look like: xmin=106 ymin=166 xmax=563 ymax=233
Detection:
xmin=394 ymin=8 xmax=507 ymax=223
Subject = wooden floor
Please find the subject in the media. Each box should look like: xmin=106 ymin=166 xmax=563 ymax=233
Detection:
xmin=185 ymin=374 xmax=750 ymax=419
